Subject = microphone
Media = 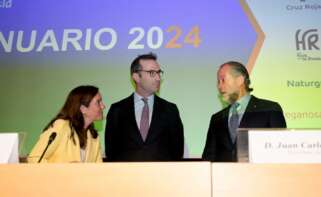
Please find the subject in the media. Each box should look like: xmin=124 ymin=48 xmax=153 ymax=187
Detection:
xmin=38 ymin=132 xmax=57 ymax=163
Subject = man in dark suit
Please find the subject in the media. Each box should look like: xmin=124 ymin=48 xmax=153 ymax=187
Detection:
xmin=202 ymin=61 xmax=286 ymax=162
xmin=105 ymin=53 xmax=184 ymax=161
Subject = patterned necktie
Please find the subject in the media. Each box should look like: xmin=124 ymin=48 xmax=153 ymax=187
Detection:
xmin=229 ymin=102 xmax=239 ymax=143
xmin=140 ymin=98 xmax=149 ymax=141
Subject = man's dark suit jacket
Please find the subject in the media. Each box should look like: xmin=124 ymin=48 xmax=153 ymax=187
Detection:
xmin=105 ymin=94 xmax=184 ymax=161
xmin=202 ymin=95 xmax=286 ymax=162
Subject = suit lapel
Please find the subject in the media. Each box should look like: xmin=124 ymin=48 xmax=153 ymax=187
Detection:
xmin=221 ymin=107 xmax=234 ymax=146
xmin=239 ymin=96 xmax=257 ymax=128
xmin=145 ymin=95 xmax=161 ymax=142
xmin=127 ymin=94 xmax=145 ymax=144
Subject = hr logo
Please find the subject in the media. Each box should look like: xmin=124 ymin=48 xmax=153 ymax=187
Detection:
xmin=295 ymin=29 xmax=320 ymax=50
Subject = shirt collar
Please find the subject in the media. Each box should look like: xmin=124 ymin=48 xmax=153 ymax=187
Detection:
xmin=134 ymin=92 xmax=154 ymax=105
xmin=235 ymin=94 xmax=251 ymax=112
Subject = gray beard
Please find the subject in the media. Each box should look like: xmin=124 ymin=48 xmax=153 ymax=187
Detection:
xmin=228 ymin=92 xmax=239 ymax=104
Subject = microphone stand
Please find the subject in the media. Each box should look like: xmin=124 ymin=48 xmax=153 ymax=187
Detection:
xmin=38 ymin=132 xmax=56 ymax=163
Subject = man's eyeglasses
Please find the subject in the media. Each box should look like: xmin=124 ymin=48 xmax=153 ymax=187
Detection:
xmin=137 ymin=69 xmax=164 ymax=78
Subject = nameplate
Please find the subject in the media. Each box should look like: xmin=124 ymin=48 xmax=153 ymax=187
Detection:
xmin=248 ymin=130 xmax=321 ymax=163
xmin=0 ymin=133 xmax=19 ymax=163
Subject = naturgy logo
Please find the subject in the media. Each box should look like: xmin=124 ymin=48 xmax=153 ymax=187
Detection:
xmin=295 ymin=29 xmax=320 ymax=51
xmin=0 ymin=0 xmax=12 ymax=8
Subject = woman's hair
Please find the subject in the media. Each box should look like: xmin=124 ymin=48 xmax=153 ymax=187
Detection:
xmin=44 ymin=85 xmax=99 ymax=148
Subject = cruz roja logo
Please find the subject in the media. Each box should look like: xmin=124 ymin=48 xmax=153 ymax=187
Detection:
xmin=286 ymin=0 xmax=321 ymax=11
xmin=295 ymin=29 xmax=321 ymax=61
xmin=0 ymin=0 xmax=12 ymax=8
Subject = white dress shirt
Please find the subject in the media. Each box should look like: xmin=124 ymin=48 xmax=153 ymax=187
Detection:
xmin=134 ymin=92 xmax=154 ymax=129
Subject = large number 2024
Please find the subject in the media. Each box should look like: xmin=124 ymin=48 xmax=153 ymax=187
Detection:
xmin=128 ymin=26 xmax=201 ymax=49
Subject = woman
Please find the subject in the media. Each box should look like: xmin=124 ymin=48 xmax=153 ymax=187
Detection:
xmin=28 ymin=85 xmax=105 ymax=163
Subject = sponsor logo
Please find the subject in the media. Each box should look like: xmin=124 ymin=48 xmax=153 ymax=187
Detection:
xmin=285 ymin=111 xmax=321 ymax=120
xmin=295 ymin=29 xmax=321 ymax=61
xmin=287 ymin=80 xmax=321 ymax=88
xmin=295 ymin=29 xmax=319 ymax=50
xmin=0 ymin=0 xmax=12 ymax=8
xmin=286 ymin=0 xmax=321 ymax=11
